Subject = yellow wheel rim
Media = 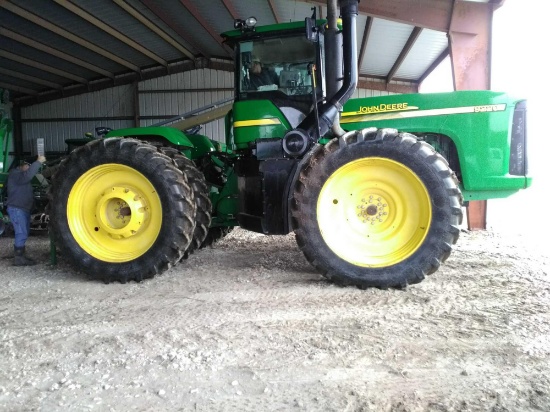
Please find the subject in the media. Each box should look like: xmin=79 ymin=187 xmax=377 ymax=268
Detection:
xmin=67 ymin=164 xmax=162 ymax=262
xmin=317 ymin=157 xmax=432 ymax=267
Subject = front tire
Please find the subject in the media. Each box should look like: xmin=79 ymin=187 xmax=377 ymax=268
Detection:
xmin=49 ymin=138 xmax=196 ymax=283
xmin=292 ymin=128 xmax=463 ymax=289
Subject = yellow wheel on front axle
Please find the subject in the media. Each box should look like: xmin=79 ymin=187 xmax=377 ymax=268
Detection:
xmin=67 ymin=163 xmax=162 ymax=262
xmin=317 ymin=157 xmax=432 ymax=267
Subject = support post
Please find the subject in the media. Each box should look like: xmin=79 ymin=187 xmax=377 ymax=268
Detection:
xmin=448 ymin=0 xmax=494 ymax=230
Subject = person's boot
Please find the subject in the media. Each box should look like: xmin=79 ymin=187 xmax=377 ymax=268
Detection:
xmin=14 ymin=246 xmax=36 ymax=266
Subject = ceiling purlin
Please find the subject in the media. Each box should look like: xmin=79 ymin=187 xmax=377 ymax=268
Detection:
xmin=140 ymin=0 xmax=209 ymax=59
xmin=178 ymin=0 xmax=232 ymax=55
xmin=0 ymin=1 xmax=140 ymax=72
xmin=357 ymin=16 xmax=373 ymax=72
xmin=305 ymin=0 xmax=453 ymax=32
xmin=112 ymin=0 xmax=195 ymax=60
xmin=267 ymin=0 xmax=282 ymax=23
xmin=0 ymin=67 xmax=62 ymax=90
xmin=0 ymin=50 xmax=88 ymax=84
xmin=418 ymin=47 xmax=449 ymax=85
xmin=221 ymin=0 xmax=239 ymax=20
xmin=386 ymin=26 xmax=422 ymax=83
xmin=54 ymin=0 xmax=167 ymax=67
xmin=0 ymin=27 xmax=115 ymax=79
xmin=0 ymin=81 xmax=38 ymax=96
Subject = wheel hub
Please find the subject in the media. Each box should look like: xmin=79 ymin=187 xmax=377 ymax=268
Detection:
xmin=357 ymin=195 xmax=389 ymax=225
xmin=96 ymin=186 xmax=148 ymax=239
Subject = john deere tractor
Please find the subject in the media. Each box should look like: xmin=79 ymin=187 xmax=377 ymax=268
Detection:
xmin=48 ymin=0 xmax=530 ymax=288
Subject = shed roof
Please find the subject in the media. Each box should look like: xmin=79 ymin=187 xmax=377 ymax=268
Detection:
xmin=0 ymin=0 xmax=503 ymax=106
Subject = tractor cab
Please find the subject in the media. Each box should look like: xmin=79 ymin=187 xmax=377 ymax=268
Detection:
xmin=222 ymin=19 xmax=326 ymax=150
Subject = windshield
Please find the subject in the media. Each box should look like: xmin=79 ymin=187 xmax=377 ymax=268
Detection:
xmin=238 ymin=35 xmax=317 ymax=97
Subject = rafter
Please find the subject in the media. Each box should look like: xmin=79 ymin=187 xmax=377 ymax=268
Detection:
xmin=305 ymin=0 xmax=453 ymax=32
xmin=112 ymin=0 xmax=194 ymax=60
xmin=0 ymin=81 xmax=38 ymax=96
xmin=267 ymin=0 xmax=282 ymax=23
xmin=221 ymin=0 xmax=239 ymax=20
xmin=54 ymin=0 xmax=167 ymax=67
xmin=358 ymin=16 xmax=373 ymax=73
xmin=0 ymin=67 xmax=62 ymax=89
xmin=0 ymin=0 xmax=140 ymax=72
xmin=0 ymin=27 xmax=114 ymax=79
xmin=386 ymin=26 xmax=422 ymax=83
xmin=418 ymin=47 xmax=449 ymax=85
xmin=178 ymin=0 xmax=232 ymax=54
xmin=141 ymin=0 xmax=209 ymax=59
xmin=0 ymin=50 xmax=88 ymax=83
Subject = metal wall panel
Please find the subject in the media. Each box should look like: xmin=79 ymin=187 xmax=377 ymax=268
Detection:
xmin=21 ymin=120 xmax=134 ymax=154
xmin=21 ymin=85 xmax=134 ymax=153
xmin=139 ymin=68 xmax=234 ymax=143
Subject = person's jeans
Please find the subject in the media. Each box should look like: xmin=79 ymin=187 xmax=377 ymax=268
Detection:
xmin=7 ymin=207 xmax=31 ymax=248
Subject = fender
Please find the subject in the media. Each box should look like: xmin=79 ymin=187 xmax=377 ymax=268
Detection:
xmin=105 ymin=126 xmax=195 ymax=149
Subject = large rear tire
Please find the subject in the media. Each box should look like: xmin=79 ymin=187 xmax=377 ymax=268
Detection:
xmin=49 ymin=138 xmax=196 ymax=283
xmin=159 ymin=147 xmax=212 ymax=257
xmin=292 ymin=128 xmax=463 ymax=289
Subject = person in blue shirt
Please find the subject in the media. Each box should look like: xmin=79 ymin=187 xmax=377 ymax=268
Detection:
xmin=6 ymin=155 xmax=46 ymax=266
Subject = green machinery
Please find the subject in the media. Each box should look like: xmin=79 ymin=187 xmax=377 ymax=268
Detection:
xmin=47 ymin=0 xmax=530 ymax=287
xmin=0 ymin=113 xmax=13 ymax=235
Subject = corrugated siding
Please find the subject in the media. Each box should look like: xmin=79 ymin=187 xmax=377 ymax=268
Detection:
xmin=21 ymin=85 xmax=134 ymax=153
xmin=139 ymin=68 xmax=234 ymax=143
xmin=21 ymin=68 xmax=395 ymax=151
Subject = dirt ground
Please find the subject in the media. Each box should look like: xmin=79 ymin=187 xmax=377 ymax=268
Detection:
xmin=0 ymin=227 xmax=549 ymax=412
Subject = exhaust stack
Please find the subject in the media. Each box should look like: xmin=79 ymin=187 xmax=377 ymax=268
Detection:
xmin=298 ymin=0 xmax=359 ymax=140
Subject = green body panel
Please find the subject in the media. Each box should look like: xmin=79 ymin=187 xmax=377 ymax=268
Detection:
xmin=232 ymin=100 xmax=292 ymax=149
xmin=104 ymin=127 xmax=222 ymax=160
xmin=105 ymin=127 xmax=194 ymax=149
xmin=1 ymin=116 xmax=13 ymax=173
xmin=341 ymin=91 xmax=531 ymax=197
xmin=186 ymin=134 xmax=217 ymax=160
xmin=210 ymin=169 xmax=239 ymax=227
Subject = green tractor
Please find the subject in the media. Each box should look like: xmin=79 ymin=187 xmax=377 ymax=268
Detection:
xmin=48 ymin=0 xmax=530 ymax=288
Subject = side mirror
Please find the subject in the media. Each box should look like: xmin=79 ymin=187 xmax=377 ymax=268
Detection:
xmin=305 ymin=17 xmax=318 ymax=42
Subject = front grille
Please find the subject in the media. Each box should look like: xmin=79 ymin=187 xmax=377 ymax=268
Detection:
xmin=509 ymin=100 xmax=527 ymax=176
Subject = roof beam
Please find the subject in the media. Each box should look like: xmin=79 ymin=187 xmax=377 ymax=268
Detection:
xmin=0 ymin=50 xmax=88 ymax=83
xmin=0 ymin=0 xmax=140 ymax=72
xmin=221 ymin=0 xmax=239 ymax=19
xmin=141 ymin=0 xmax=210 ymax=59
xmin=358 ymin=16 xmax=373 ymax=73
xmin=112 ymin=0 xmax=195 ymax=60
xmin=13 ymin=58 xmax=234 ymax=108
xmin=0 ymin=67 xmax=63 ymax=89
xmin=0 ymin=81 xmax=38 ymax=96
xmin=386 ymin=26 xmax=422 ymax=83
xmin=267 ymin=0 xmax=282 ymax=23
xmin=306 ymin=0 xmax=453 ymax=32
xmin=53 ymin=0 xmax=167 ymax=67
xmin=418 ymin=47 xmax=449 ymax=85
xmin=0 ymin=27 xmax=114 ymax=79
xmin=178 ymin=0 xmax=232 ymax=54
